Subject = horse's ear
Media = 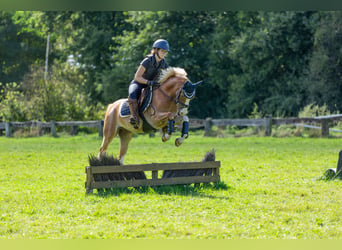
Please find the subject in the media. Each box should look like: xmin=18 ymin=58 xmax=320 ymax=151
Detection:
xmin=192 ymin=80 xmax=203 ymax=87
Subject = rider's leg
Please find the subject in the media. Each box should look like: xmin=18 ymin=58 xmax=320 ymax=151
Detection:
xmin=128 ymin=97 xmax=139 ymax=128
xmin=128 ymin=81 xmax=143 ymax=129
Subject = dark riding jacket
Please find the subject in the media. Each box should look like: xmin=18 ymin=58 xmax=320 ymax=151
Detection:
xmin=128 ymin=55 xmax=169 ymax=100
xmin=141 ymin=55 xmax=169 ymax=81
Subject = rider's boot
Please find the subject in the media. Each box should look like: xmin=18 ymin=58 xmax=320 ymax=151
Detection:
xmin=128 ymin=98 xmax=139 ymax=129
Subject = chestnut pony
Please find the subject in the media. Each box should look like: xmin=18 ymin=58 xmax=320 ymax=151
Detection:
xmin=98 ymin=67 xmax=202 ymax=164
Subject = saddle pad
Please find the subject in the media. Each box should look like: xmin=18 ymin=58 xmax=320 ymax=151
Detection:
xmin=119 ymin=98 xmax=156 ymax=133
xmin=120 ymin=88 xmax=153 ymax=118
xmin=120 ymin=101 xmax=130 ymax=117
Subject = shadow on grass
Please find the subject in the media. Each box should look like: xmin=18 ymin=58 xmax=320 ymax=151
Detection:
xmin=89 ymin=181 xmax=232 ymax=199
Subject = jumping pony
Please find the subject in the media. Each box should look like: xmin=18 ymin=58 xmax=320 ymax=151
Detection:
xmin=98 ymin=67 xmax=202 ymax=164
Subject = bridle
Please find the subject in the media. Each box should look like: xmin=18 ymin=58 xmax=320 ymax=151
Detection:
xmin=155 ymin=80 xmax=194 ymax=108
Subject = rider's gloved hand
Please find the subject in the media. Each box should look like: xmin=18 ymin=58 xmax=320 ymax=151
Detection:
xmin=147 ymin=80 xmax=159 ymax=87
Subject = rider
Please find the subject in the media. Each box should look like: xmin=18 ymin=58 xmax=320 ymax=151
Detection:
xmin=128 ymin=39 xmax=170 ymax=128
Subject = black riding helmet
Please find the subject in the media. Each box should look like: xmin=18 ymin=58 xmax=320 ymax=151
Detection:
xmin=152 ymin=39 xmax=170 ymax=52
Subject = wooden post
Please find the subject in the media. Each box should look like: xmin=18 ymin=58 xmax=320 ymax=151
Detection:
xmin=204 ymin=117 xmax=213 ymax=137
xmin=337 ymin=150 xmax=342 ymax=173
xmin=72 ymin=126 xmax=78 ymax=135
xmin=5 ymin=122 xmax=12 ymax=137
xmin=85 ymin=166 xmax=94 ymax=194
xmin=152 ymin=170 xmax=158 ymax=180
xmin=51 ymin=120 xmax=57 ymax=137
xmin=321 ymin=119 xmax=329 ymax=137
xmin=213 ymin=166 xmax=220 ymax=183
xmin=98 ymin=120 xmax=103 ymax=137
xmin=265 ymin=115 xmax=272 ymax=136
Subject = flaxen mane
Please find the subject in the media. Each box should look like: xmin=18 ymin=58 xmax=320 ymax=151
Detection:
xmin=157 ymin=67 xmax=188 ymax=84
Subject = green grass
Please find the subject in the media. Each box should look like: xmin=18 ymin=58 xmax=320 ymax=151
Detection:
xmin=1 ymin=132 xmax=342 ymax=239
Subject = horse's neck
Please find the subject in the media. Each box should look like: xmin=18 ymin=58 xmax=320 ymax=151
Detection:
xmin=151 ymin=77 xmax=183 ymax=111
xmin=158 ymin=77 xmax=184 ymax=97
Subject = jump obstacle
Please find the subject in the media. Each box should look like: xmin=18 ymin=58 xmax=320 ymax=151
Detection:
xmin=323 ymin=150 xmax=342 ymax=180
xmin=85 ymin=150 xmax=220 ymax=193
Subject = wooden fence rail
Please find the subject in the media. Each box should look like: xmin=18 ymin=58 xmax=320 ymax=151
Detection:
xmin=0 ymin=120 xmax=104 ymax=137
xmin=202 ymin=115 xmax=342 ymax=137
xmin=1 ymin=114 xmax=342 ymax=138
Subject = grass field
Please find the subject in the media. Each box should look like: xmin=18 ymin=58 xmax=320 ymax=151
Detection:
xmin=1 ymin=132 xmax=342 ymax=239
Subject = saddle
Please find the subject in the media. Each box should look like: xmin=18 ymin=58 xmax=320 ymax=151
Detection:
xmin=138 ymin=87 xmax=153 ymax=114
xmin=120 ymin=87 xmax=156 ymax=133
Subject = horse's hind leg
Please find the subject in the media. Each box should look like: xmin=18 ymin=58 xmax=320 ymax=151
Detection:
xmin=118 ymin=128 xmax=133 ymax=165
xmin=98 ymin=111 xmax=118 ymax=158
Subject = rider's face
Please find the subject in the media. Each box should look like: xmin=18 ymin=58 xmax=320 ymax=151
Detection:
xmin=158 ymin=49 xmax=168 ymax=58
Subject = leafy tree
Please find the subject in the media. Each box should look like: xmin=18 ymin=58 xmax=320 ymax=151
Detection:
xmin=16 ymin=11 xmax=132 ymax=105
xmin=304 ymin=11 xmax=342 ymax=113
xmin=0 ymin=62 xmax=101 ymax=122
xmin=208 ymin=11 xmax=260 ymax=118
xmin=225 ymin=11 xmax=315 ymax=117
xmin=3 ymin=10 xmax=342 ymax=124
xmin=63 ymin=11 xmax=131 ymax=104
xmin=0 ymin=83 xmax=28 ymax=121
xmin=0 ymin=11 xmax=45 ymax=101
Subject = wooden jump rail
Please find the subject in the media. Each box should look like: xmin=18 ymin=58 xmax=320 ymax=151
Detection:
xmin=85 ymin=161 xmax=221 ymax=194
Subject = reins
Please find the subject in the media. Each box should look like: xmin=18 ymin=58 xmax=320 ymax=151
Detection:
xmin=155 ymin=85 xmax=174 ymax=102
xmin=155 ymin=81 xmax=190 ymax=108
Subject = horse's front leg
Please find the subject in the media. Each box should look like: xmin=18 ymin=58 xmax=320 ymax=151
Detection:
xmin=175 ymin=116 xmax=189 ymax=147
xmin=162 ymin=116 xmax=175 ymax=142
xmin=161 ymin=126 xmax=169 ymax=142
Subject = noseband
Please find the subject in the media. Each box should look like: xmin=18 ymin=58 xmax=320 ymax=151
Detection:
xmin=175 ymin=81 xmax=196 ymax=108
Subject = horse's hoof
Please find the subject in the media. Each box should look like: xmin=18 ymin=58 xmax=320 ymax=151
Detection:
xmin=162 ymin=134 xmax=170 ymax=142
xmin=175 ymin=138 xmax=184 ymax=147
xmin=97 ymin=152 xmax=106 ymax=160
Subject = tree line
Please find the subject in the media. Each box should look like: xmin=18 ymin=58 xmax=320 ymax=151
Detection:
xmin=1 ymin=11 xmax=341 ymax=122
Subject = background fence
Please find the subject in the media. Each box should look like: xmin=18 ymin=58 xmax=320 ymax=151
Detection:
xmin=0 ymin=120 xmax=104 ymax=138
xmin=201 ymin=115 xmax=342 ymax=137
xmin=1 ymin=115 xmax=342 ymax=138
